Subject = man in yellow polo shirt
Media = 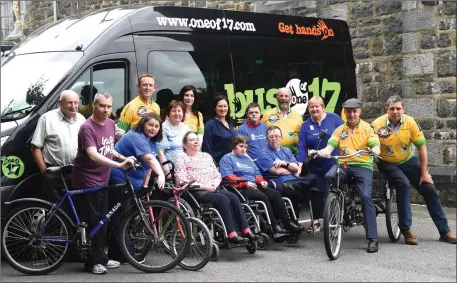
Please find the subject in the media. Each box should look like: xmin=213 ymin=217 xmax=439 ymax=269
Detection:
xmin=115 ymin=74 xmax=161 ymax=139
xmin=372 ymin=95 xmax=456 ymax=245
xmin=311 ymin=98 xmax=381 ymax=253
xmin=262 ymin=87 xmax=303 ymax=155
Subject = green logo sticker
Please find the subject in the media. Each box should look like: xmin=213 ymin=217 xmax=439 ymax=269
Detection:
xmin=1 ymin=156 xmax=25 ymax=179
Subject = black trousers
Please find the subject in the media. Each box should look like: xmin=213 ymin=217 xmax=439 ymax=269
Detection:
xmin=76 ymin=187 xmax=109 ymax=267
xmin=106 ymin=183 xmax=133 ymax=263
xmin=241 ymin=187 xmax=291 ymax=229
xmin=198 ymin=190 xmax=249 ymax=233
xmin=275 ymin=174 xmax=317 ymax=218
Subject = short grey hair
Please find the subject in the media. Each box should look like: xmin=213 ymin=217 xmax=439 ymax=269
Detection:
xmin=93 ymin=91 xmax=112 ymax=104
xmin=277 ymin=87 xmax=290 ymax=96
xmin=386 ymin=95 xmax=402 ymax=107
xmin=59 ymin=90 xmax=79 ymax=100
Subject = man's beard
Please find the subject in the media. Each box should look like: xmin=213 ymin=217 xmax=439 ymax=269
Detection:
xmin=279 ymin=102 xmax=289 ymax=111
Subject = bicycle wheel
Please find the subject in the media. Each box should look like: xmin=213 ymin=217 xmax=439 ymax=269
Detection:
xmin=385 ymin=187 xmax=401 ymax=242
xmin=167 ymin=197 xmax=195 ymax=218
xmin=323 ymin=192 xmax=343 ymax=260
xmin=173 ymin=217 xmax=212 ymax=271
xmin=2 ymin=203 xmax=72 ymax=275
xmin=118 ymin=200 xmax=190 ymax=273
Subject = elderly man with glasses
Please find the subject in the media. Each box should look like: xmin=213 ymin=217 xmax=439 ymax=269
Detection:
xmin=257 ymin=126 xmax=317 ymax=226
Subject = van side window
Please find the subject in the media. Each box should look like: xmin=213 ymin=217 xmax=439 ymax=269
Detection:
xmin=147 ymin=51 xmax=232 ymax=121
xmin=69 ymin=62 xmax=127 ymax=120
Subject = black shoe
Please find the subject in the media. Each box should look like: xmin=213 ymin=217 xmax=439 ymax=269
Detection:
xmin=228 ymin=235 xmax=249 ymax=245
xmin=244 ymin=232 xmax=260 ymax=242
xmin=367 ymin=239 xmax=378 ymax=253
xmin=284 ymin=222 xmax=305 ymax=233
xmin=274 ymin=225 xmax=290 ymax=235
xmin=272 ymin=233 xmax=288 ymax=242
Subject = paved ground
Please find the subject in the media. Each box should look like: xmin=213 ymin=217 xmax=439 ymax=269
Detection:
xmin=1 ymin=205 xmax=456 ymax=282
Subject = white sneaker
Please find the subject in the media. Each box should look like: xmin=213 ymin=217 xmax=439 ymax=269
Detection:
xmin=104 ymin=260 xmax=120 ymax=269
xmin=91 ymin=264 xmax=107 ymax=274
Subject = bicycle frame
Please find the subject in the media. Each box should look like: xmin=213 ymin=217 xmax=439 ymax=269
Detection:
xmin=36 ymin=166 xmax=160 ymax=244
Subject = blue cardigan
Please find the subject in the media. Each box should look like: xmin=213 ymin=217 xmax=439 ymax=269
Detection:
xmin=202 ymin=118 xmax=236 ymax=163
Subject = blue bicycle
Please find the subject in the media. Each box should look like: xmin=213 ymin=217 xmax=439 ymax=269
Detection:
xmin=1 ymin=164 xmax=190 ymax=275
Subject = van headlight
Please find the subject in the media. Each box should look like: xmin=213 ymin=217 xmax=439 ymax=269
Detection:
xmin=1 ymin=136 xmax=10 ymax=147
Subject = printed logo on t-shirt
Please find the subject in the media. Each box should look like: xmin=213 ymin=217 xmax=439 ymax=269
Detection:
xmin=268 ymin=114 xmax=280 ymax=123
xmin=340 ymin=129 xmax=349 ymax=140
xmin=377 ymin=126 xmax=392 ymax=139
xmin=99 ymin=136 xmax=114 ymax=156
xmin=385 ymin=147 xmax=394 ymax=155
xmin=310 ymin=125 xmax=314 ymax=131
xmin=401 ymin=144 xmax=408 ymax=153
xmin=251 ymin=133 xmax=265 ymax=141
xmin=137 ymin=106 xmax=147 ymax=117
xmin=235 ymin=162 xmax=253 ymax=170
xmin=342 ymin=147 xmax=349 ymax=156
xmin=288 ymin=131 xmax=294 ymax=139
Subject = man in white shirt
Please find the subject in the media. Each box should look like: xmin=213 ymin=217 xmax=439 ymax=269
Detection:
xmin=31 ymin=90 xmax=86 ymax=202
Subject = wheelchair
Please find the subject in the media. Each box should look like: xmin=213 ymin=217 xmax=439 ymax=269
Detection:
xmin=160 ymin=161 xmax=259 ymax=261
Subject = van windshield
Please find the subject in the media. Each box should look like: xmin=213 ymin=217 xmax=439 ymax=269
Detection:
xmin=1 ymin=52 xmax=82 ymax=120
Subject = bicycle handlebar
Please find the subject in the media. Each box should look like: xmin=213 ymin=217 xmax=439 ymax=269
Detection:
xmin=310 ymin=148 xmax=382 ymax=161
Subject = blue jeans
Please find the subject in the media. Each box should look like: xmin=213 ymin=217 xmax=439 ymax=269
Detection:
xmin=325 ymin=164 xmax=378 ymax=240
xmin=377 ymin=157 xmax=450 ymax=234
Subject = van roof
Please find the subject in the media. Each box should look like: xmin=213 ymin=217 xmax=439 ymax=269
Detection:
xmin=11 ymin=5 xmax=350 ymax=55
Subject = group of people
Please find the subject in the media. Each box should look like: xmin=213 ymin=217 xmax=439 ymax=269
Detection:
xmin=31 ymin=73 xmax=456 ymax=274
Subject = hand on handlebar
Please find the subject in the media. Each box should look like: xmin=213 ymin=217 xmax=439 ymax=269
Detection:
xmin=156 ymin=173 xmax=165 ymax=190
xmin=119 ymin=156 xmax=137 ymax=170
xmin=308 ymin=149 xmax=318 ymax=158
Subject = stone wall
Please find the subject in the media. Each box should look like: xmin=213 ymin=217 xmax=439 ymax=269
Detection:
xmin=20 ymin=0 xmax=457 ymax=206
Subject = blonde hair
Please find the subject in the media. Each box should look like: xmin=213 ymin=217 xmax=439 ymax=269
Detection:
xmin=308 ymin=96 xmax=325 ymax=108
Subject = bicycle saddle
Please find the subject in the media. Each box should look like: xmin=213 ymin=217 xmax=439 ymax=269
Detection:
xmin=45 ymin=164 xmax=74 ymax=175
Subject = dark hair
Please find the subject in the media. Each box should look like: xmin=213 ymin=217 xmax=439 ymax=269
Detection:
xmin=182 ymin=131 xmax=198 ymax=153
xmin=80 ymin=85 xmax=98 ymax=104
xmin=267 ymin=125 xmax=282 ymax=137
xmin=132 ymin=112 xmax=163 ymax=142
xmin=212 ymin=92 xmax=233 ymax=124
xmin=245 ymin=102 xmax=261 ymax=117
xmin=178 ymin=85 xmax=201 ymax=126
xmin=166 ymin=100 xmax=185 ymax=118
xmin=232 ymin=134 xmax=249 ymax=149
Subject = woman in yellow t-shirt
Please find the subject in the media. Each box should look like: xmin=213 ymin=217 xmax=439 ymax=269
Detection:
xmin=177 ymin=85 xmax=204 ymax=145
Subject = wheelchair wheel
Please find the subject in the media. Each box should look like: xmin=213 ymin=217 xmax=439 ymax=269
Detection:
xmin=167 ymin=197 xmax=195 ymax=218
xmin=2 ymin=203 xmax=71 ymax=275
xmin=246 ymin=241 xmax=257 ymax=254
xmin=286 ymin=233 xmax=300 ymax=244
xmin=210 ymin=243 xmax=220 ymax=261
xmin=175 ymin=217 xmax=212 ymax=271
xmin=323 ymin=192 xmax=343 ymax=260
xmin=257 ymin=233 xmax=270 ymax=250
xmin=118 ymin=200 xmax=191 ymax=273
xmin=385 ymin=187 xmax=401 ymax=242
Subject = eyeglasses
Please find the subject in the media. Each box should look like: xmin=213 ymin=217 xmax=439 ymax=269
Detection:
xmin=267 ymin=135 xmax=282 ymax=140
